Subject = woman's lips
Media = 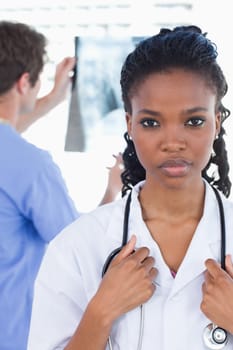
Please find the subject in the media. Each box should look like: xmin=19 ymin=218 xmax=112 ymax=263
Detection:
xmin=159 ymin=159 xmax=192 ymax=177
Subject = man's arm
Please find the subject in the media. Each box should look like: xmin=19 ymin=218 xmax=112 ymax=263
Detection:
xmin=17 ymin=57 xmax=76 ymax=133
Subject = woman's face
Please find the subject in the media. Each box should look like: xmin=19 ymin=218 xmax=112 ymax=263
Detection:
xmin=126 ymin=69 xmax=221 ymax=189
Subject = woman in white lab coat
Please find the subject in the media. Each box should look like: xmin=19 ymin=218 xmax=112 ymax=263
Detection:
xmin=27 ymin=25 xmax=233 ymax=350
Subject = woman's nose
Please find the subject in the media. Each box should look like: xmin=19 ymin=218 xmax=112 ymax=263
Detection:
xmin=160 ymin=127 xmax=186 ymax=152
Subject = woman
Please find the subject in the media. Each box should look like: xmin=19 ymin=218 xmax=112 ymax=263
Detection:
xmin=27 ymin=25 xmax=233 ymax=350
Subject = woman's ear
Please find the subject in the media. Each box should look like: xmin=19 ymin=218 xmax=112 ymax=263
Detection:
xmin=125 ymin=113 xmax=132 ymax=138
xmin=16 ymin=73 xmax=30 ymax=95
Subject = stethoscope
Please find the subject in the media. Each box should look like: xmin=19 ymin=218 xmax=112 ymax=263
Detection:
xmin=102 ymin=186 xmax=228 ymax=350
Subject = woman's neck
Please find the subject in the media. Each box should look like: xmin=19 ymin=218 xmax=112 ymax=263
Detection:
xmin=138 ymin=179 xmax=206 ymax=272
xmin=139 ymin=179 xmax=205 ymax=222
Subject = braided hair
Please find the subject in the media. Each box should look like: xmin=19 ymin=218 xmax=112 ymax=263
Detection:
xmin=120 ymin=25 xmax=231 ymax=197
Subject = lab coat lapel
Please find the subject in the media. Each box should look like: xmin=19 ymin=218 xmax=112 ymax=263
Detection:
xmin=129 ymin=185 xmax=176 ymax=288
xmin=169 ymin=183 xmax=221 ymax=297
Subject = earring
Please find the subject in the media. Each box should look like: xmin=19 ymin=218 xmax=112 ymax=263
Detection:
xmin=125 ymin=132 xmax=133 ymax=142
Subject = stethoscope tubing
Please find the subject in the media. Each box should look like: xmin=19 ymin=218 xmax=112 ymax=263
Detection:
xmin=101 ymin=192 xmax=132 ymax=278
xmin=107 ymin=304 xmax=145 ymax=350
xmin=212 ymin=187 xmax=226 ymax=270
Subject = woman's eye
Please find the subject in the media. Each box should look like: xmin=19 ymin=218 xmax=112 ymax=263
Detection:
xmin=140 ymin=119 xmax=159 ymax=128
xmin=185 ymin=118 xmax=205 ymax=127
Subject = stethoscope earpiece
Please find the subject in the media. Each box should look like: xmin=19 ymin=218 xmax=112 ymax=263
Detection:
xmin=203 ymin=323 xmax=228 ymax=349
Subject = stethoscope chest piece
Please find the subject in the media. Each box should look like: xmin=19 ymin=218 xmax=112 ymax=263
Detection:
xmin=203 ymin=323 xmax=228 ymax=349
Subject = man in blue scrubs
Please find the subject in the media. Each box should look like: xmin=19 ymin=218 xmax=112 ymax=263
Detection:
xmin=0 ymin=21 xmax=79 ymax=350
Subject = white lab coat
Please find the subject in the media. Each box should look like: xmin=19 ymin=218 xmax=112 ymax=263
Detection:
xmin=27 ymin=181 xmax=233 ymax=350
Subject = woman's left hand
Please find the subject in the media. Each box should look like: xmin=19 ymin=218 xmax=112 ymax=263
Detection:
xmin=201 ymin=255 xmax=233 ymax=333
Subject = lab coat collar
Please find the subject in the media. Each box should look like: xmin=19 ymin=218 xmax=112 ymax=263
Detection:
xmin=127 ymin=180 xmax=222 ymax=297
xmin=170 ymin=182 xmax=222 ymax=296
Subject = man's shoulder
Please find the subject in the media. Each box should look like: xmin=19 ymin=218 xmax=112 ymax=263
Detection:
xmin=0 ymin=124 xmax=48 ymax=156
xmin=0 ymin=124 xmax=56 ymax=178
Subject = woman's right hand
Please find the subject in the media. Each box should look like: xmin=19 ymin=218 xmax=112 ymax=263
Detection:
xmin=93 ymin=235 xmax=157 ymax=325
xmin=65 ymin=236 xmax=157 ymax=350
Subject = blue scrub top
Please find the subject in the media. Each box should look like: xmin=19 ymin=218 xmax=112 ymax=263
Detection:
xmin=0 ymin=124 xmax=79 ymax=350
